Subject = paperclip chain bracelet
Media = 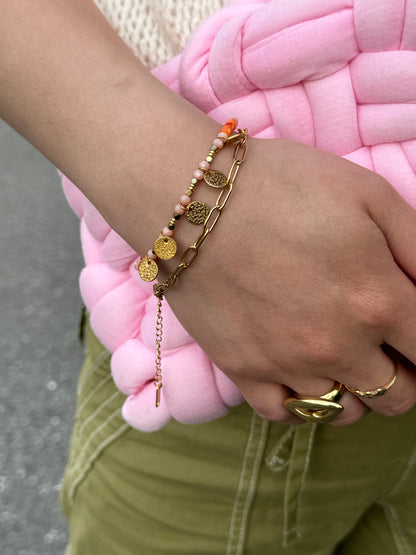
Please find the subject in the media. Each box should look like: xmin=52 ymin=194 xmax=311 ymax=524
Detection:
xmin=135 ymin=118 xmax=239 ymax=283
xmin=152 ymin=128 xmax=249 ymax=407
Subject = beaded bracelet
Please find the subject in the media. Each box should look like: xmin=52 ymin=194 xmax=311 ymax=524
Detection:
xmin=142 ymin=126 xmax=249 ymax=407
xmin=136 ymin=118 xmax=239 ymax=283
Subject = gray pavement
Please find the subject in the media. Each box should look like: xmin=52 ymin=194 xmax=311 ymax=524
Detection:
xmin=1 ymin=121 xmax=85 ymax=554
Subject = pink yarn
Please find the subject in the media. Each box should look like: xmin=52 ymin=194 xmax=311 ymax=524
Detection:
xmin=61 ymin=0 xmax=416 ymax=432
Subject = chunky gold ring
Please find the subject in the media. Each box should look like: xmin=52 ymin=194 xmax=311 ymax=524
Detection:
xmin=283 ymin=382 xmax=345 ymax=424
xmin=345 ymin=360 xmax=398 ymax=399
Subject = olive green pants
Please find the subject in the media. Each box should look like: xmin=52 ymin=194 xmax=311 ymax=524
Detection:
xmin=61 ymin=323 xmax=416 ymax=554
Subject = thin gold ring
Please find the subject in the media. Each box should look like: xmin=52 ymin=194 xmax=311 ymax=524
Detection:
xmin=283 ymin=382 xmax=345 ymax=424
xmin=345 ymin=360 xmax=398 ymax=399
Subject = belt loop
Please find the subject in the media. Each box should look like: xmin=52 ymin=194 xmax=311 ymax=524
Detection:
xmin=226 ymin=411 xmax=270 ymax=555
xmin=283 ymin=423 xmax=318 ymax=546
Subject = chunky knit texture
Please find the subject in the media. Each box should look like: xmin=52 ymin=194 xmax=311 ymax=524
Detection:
xmin=93 ymin=0 xmax=228 ymax=67
xmin=62 ymin=0 xmax=416 ymax=432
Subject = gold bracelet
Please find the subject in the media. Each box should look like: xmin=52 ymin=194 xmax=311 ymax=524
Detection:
xmin=136 ymin=118 xmax=240 ymax=283
xmin=151 ymin=129 xmax=249 ymax=407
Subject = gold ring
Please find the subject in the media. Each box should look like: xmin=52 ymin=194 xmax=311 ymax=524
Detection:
xmin=283 ymin=382 xmax=345 ymax=424
xmin=345 ymin=360 xmax=398 ymax=399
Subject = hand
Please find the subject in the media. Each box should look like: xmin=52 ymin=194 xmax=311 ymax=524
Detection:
xmin=164 ymin=138 xmax=416 ymax=426
xmin=2 ymin=0 xmax=415 ymax=427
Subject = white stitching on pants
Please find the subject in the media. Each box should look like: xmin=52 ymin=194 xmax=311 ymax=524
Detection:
xmin=386 ymin=439 xmax=416 ymax=498
xmin=236 ymin=418 xmax=269 ymax=555
xmin=226 ymin=412 xmax=269 ymax=555
xmin=378 ymin=436 xmax=416 ymax=555
xmin=68 ymin=408 xmax=129 ymax=501
xmin=378 ymin=500 xmax=413 ymax=555
xmin=77 ymin=349 xmax=111 ymax=396
xmin=376 ymin=439 xmax=416 ymax=555
xmin=74 ymin=420 xmax=130 ymax=485
xmin=226 ymin=412 xmax=258 ymax=555
xmin=283 ymin=424 xmax=317 ymax=542
xmin=298 ymin=424 xmax=317 ymax=496
xmin=76 ymin=389 xmax=122 ymax=438
xmin=76 ymin=373 xmax=113 ymax=416
xmin=293 ymin=424 xmax=317 ymax=538
xmin=68 ymin=393 xmax=124 ymax=479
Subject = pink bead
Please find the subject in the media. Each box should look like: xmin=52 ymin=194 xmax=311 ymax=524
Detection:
xmin=193 ymin=169 xmax=204 ymax=180
xmin=162 ymin=227 xmax=173 ymax=236
xmin=180 ymin=195 xmax=191 ymax=206
xmin=198 ymin=160 xmax=210 ymax=171
xmin=147 ymin=249 xmax=157 ymax=260
xmin=175 ymin=204 xmax=185 ymax=215
xmin=213 ymin=138 xmax=224 ymax=149
xmin=217 ymin=132 xmax=228 ymax=139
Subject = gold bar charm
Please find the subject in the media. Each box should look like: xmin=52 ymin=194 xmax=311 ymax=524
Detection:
xmin=155 ymin=384 xmax=162 ymax=407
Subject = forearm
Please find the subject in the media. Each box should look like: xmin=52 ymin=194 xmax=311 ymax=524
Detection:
xmin=0 ymin=0 xmax=219 ymax=251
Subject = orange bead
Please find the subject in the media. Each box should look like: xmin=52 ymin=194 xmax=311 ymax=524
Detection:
xmin=219 ymin=117 xmax=238 ymax=137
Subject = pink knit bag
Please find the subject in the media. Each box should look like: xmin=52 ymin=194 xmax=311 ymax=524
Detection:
xmin=62 ymin=0 xmax=416 ymax=432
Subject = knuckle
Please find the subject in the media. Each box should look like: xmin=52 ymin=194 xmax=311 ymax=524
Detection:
xmin=299 ymin=329 xmax=343 ymax=366
xmin=255 ymin=406 xmax=283 ymax=421
xmin=331 ymin=413 xmax=361 ymax=427
xmin=257 ymin=408 xmax=300 ymax=425
xmin=347 ymin=287 xmax=394 ymax=328
xmin=382 ymin=395 xmax=415 ymax=417
xmin=367 ymin=173 xmax=395 ymax=202
xmin=255 ymin=408 xmax=276 ymax=421
xmin=331 ymin=405 xmax=368 ymax=427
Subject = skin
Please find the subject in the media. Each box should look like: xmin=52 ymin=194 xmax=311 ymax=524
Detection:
xmin=1 ymin=0 xmax=416 ymax=426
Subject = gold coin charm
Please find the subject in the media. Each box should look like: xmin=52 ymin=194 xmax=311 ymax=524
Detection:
xmin=137 ymin=257 xmax=159 ymax=282
xmin=204 ymin=169 xmax=227 ymax=189
xmin=154 ymin=236 xmax=177 ymax=260
xmin=185 ymin=201 xmax=209 ymax=225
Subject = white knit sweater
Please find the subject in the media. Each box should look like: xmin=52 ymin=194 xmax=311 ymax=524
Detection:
xmin=93 ymin=0 xmax=228 ymax=68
